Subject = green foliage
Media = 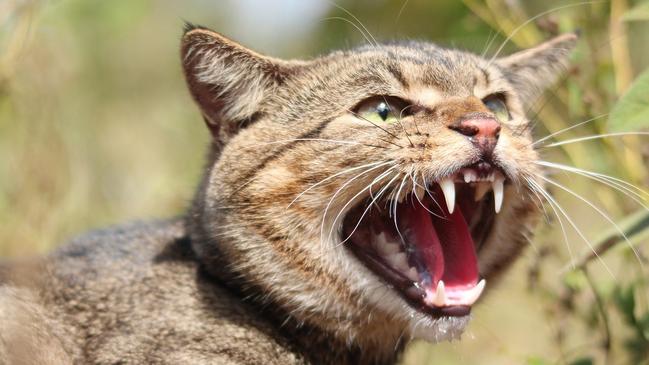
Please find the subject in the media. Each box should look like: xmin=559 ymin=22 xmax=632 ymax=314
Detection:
xmin=609 ymin=69 xmax=649 ymax=131
xmin=622 ymin=2 xmax=649 ymax=22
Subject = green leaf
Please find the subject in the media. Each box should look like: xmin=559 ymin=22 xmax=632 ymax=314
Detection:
xmin=613 ymin=284 xmax=636 ymax=324
xmin=569 ymin=357 xmax=594 ymax=365
xmin=623 ymin=2 xmax=649 ymax=22
xmin=526 ymin=356 xmax=551 ymax=365
xmin=609 ymin=68 xmax=649 ymax=131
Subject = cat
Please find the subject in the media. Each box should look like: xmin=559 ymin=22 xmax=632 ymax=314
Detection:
xmin=0 ymin=23 xmax=577 ymax=365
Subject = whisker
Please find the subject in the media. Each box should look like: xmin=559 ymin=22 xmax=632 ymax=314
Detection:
xmin=531 ymin=113 xmax=608 ymax=147
xmin=319 ymin=162 xmax=396 ymax=252
xmin=421 ymin=173 xmax=446 ymax=217
xmin=480 ymin=30 xmax=498 ymax=59
xmin=244 ymin=138 xmax=387 ymax=150
xmin=328 ymin=1 xmax=379 ymax=47
xmin=348 ymin=109 xmax=404 ymax=144
xmin=394 ymin=0 xmax=410 ymax=26
xmin=381 ymin=96 xmax=414 ymax=148
xmin=539 ymin=174 xmax=645 ymax=268
xmin=486 ymin=1 xmax=602 ymax=66
xmin=372 ymin=172 xmax=402 ymax=211
xmin=334 ymin=167 xmax=400 ymax=247
xmin=536 ymin=161 xmax=649 ymax=202
xmin=321 ymin=16 xmax=376 ymax=48
xmin=391 ymin=172 xmax=410 ymax=245
xmin=526 ymin=177 xmax=615 ymax=279
xmin=400 ymin=104 xmax=420 ymax=135
xmin=412 ymin=175 xmax=444 ymax=219
xmin=526 ymin=177 xmax=575 ymax=268
xmin=288 ymin=160 xmax=394 ymax=208
xmin=542 ymin=132 xmax=649 ymax=148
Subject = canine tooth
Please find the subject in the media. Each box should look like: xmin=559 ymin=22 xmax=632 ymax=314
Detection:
xmin=474 ymin=182 xmax=490 ymax=201
xmin=439 ymin=178 xmax=455 ymax=214
xmin=433 ymin=280 xmax=447 ymax=306
xmin=407 ymin=267 xmax=420 ymax=281
xmin=493 ymin=175 xmax=504 ymax=213
xmin=465 ymin=279 xmax=486 ymax=305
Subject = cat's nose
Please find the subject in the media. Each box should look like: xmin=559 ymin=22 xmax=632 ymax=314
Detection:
xmin=449 ymin=114 xmax=501 ymax=157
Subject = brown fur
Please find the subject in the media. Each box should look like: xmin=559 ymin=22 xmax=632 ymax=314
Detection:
xmin=0 ymin=25 xmax=577 ymax=364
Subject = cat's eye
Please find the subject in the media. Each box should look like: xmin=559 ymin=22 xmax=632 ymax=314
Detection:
xmin=354 ymin=96 xmax=410 ymax=124
xmin=482 ymin=94 xmax=510 ymax=122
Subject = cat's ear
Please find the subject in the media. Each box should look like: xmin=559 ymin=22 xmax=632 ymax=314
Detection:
xmin=181 ymin=24 xmax=293 ymax=140
xmin=496 ymin=33 xmax=578 ymax=106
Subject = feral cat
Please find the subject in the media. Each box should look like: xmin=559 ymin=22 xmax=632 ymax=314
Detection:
xmin=0 ymin=24 xmax=577 ymax=364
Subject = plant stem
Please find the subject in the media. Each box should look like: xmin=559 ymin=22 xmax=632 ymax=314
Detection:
xmin=582 ymin=267 xmax=612 ymax=364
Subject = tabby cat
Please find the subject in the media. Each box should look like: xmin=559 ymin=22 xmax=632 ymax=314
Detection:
xmin=0 ymin=23 xmax=577 ymax=364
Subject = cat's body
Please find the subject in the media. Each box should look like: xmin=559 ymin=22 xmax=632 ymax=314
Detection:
xmin=0 ymin=24 xmax=578 ymax=364
xmin=0 ymin=220 xmax=334 ymax=364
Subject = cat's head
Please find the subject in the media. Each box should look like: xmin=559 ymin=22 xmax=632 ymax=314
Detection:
xmin=182 ymin=24 xmax=576 ymax=355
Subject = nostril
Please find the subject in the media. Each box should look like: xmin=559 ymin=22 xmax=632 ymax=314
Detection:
xmin=449 ymin=124 xmax=479 ymax=137
xmin=450 ymin=117 xmax=501 ymax=140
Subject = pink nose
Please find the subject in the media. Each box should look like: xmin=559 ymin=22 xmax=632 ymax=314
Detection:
xmin=449 ymin=116 xmax=501 ymax=157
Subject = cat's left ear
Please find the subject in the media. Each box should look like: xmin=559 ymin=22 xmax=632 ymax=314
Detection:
xmin=181 ymin=24 xmax=298 ymax=142
xmin=496 ymin=33 xmax=578 ymax=106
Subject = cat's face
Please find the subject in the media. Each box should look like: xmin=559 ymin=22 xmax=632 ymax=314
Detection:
xmin=182 ymin=26 xmax=576 ymax=354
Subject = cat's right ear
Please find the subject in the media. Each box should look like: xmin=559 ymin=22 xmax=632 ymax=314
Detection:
xmin=181 ymin=24 xmax=293 ymax=141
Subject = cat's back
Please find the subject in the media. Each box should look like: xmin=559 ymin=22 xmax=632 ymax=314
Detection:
xmin=0 ymin=220 xmax=304 ymax=365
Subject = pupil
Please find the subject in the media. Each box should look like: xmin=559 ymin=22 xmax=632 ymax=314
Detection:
xmin=377 ymin=103 xmax=390 ymax=120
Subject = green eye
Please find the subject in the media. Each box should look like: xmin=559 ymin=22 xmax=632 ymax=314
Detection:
xmin=483 ymin=95 xmax=510 ymax=122
xmin=354 ymin=96 xmax=409 ymax=123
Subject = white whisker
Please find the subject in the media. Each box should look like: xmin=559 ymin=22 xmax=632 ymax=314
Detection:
xmin=319 ymin=162 xmax=395 ymax=252
xmin=288 ymin=160 xmax=393 ymax=208
xmin=334 ymin=168 xmax=400 ymax=247
xmin=526 ymin=177 xmax=574 ymax=268
xmin=486 ymin=1 xmax=601 ymax=66
xmin=536 ymin=161 xmax=649 ymax=205
xmin=532 ymin=113 xmax=608 ymax=146
xmin=542 ymin=132 xmax=649 ymax=148
xmin=539 ymin=174 xmax=644 ymax=268
xmin=526 ymin=178 xmax=615 ymax=278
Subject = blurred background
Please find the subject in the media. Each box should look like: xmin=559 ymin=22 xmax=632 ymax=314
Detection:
xmin=1 ymin=0 xmax=648 ymax=364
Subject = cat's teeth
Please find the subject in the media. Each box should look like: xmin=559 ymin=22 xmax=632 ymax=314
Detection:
xmin=463 ymin=170 xmax=476 ymax=183
xmin=492 ymin=174 xmax=505 ymax=213
xmin=474 ymin=182 xmax=491 ymax=201
xmin=439 ymin=178 xmax=455 ymax=214
xmin=386 ymin=252 xmax=410 ymax=272
xmin=432 ymin=280 xmax=447 ymax=306
xmin=464 ymin=279 xmax=486 ymax=305
xmin=374 ymin=232 xmax=400 ymax=255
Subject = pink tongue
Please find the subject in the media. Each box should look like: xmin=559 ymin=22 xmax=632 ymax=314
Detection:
xmin=397 ymin=199 xmax=479 ymax=289
xmin=432 ymin=202 xmax=479 ymax=288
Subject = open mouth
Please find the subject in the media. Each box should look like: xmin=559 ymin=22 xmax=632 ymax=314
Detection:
xmin=342 ymin=164 xmax=506 ymax=318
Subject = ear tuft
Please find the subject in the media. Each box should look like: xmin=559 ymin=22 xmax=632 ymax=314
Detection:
xmin=181 ymin=25 xmax=289 ymax=141
xmin=182 ymin=21 xmax=209 ymax=35
xmin=496 ymin=33 xmax=579 ymax=107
